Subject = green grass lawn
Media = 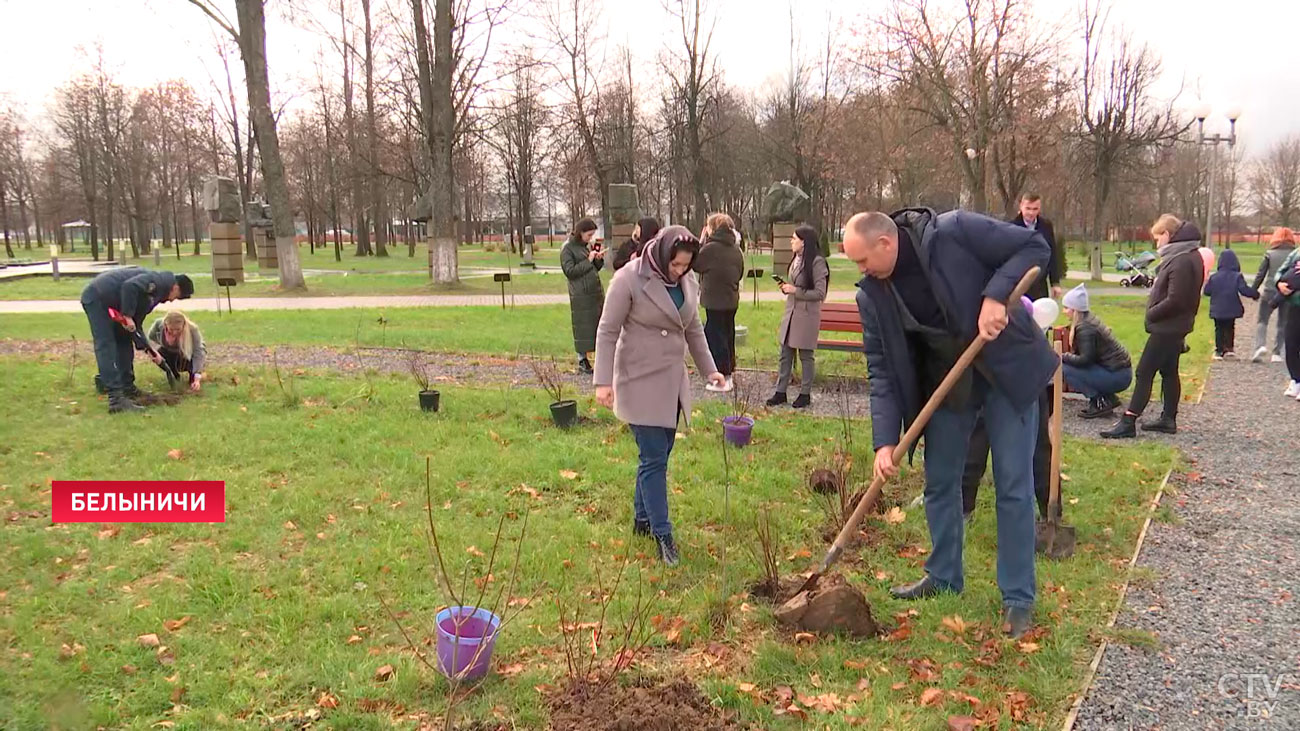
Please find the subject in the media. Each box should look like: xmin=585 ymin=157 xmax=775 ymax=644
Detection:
xmin=0 ymin=354 xmax=1176 ymax=729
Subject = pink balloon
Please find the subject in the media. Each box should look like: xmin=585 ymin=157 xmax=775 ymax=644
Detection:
xmin=1198 ymin=247 xmax=1214 ymax=285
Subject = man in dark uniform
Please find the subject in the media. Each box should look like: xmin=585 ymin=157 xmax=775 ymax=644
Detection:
xmin=961 ymin=193 xmax=1064 ymax=522
xmin=81 ymin=267 xmax=194 ymax=412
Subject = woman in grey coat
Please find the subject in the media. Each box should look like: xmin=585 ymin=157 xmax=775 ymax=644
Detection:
xmin=594 ymin=226 xmax=725 ymax=567
xmin=766 ymin=225 xmax=830 ymax=408
xmin=561 ymin=218 xmax=605 ymax=374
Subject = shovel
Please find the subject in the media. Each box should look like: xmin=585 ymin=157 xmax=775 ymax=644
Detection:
xmin=108 ymin=307 xmax=180 ymax=390
xmin=789 ymin=266 xmax=1042 ymax=602
xmin=1035 ymin=341 xmax=1076 ymax=559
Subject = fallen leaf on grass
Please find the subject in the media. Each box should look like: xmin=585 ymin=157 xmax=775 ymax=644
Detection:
xmin=137 ymin=634 xmax=161 ymax=648
xmin=886 ymin=625 xmax=912 ymax=642
xmin=316 ymin=692 xmax=339 ymax=709
xmin=507 ymin=597 xmax=531 ymax=608
xmin=787 ymin=547 xmax=812 ymax=560
xmin=857 ymin=678 xmax=871 ymax=691
xmin=59 ymin=642 xmax=84 ymax=659
xmin=466 ymin=545 xmax=485 ymax=557
xmin=736 ymin=682 xmax=757 ymax=693
xmin=948 ymin=716 xmax=979 ymax=731
xmin=155 ymin=646 xmax=175 ymax=666
xmin=794 ymin=632 xmax=816 ymax=645
xmin=346 ymin=635 xmax=363 ymax=645
xmin=152 ymin=722 xmax=175 ymax=729
xmin=170 ymin=686 xmax=187 ymax=704
xmin=163 ymin=616 xmax=191 ymax=632
xmin=121 ymin=664 xmax=137 ymax=675
xmin=843 ymin=659 xmax=869 ymax=670
xmin=498 ymin=662 xmax=525 ymax=677
xmin=891 ymin=682 xmax=907 ymax=691
xmin=166 ymin=449 xmax=184 ymax=460
xmin=559 ymin=470 xmax=579 ymax=480
xmin=283 ymin=521 xmax=297 ymax=531
xmin=941 ymin=615 xmax=969 ymax=636
xmin=97 ymin=527 xmax=119 ymax=540
xmin=1016 ymin=641 xmax=1040 ymax=654
xmin=874 ymin=570 xmax=892 ymax=581
xmin=374 ymin=664 xmax=395 ymax=682
xmin=920 ymin=687 xmax=944 ymax=706
xmin=884 ymin=506 xmax=906 ymax=524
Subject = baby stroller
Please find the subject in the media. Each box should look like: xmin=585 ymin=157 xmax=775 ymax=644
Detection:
xmin=1115 ymin=250 xmax=1157 ymax=288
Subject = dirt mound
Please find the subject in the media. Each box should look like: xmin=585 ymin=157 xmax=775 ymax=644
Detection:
xmin=748 ymin=574 xmax=810 ymax=606
xmin=548 ymin=678 xmax=740 ymax=731
xmin=133 ymin=391 xmax=184 ymax=407
xmin=771 ymin=573 xmax=879 ymax=638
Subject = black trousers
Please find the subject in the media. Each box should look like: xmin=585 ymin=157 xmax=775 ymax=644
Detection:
xmin=1213 ymin=318 xmax=1237 ymax=355
xmin=1127 ymin=332 xmax=1185 ymax=418
xmin=703 ymin=308 xmax=737 ymax=375
xmin=1285 ymin=303 xmax=1300 ymax=382
xmin=961 ymin=388 xmax=1053 ymax=518
xmin=80 ymin=293 xmax=135 ymax=393
xmin=160 ymin=348 xmax=195 ymax=383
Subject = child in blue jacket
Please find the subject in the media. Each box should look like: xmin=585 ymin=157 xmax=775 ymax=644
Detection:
xmin=1203 ymin=249 xmax=1259 ymax=359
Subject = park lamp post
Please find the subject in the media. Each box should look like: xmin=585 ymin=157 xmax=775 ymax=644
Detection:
xmin=1195 ymin=104 xmax=1241 ymax=249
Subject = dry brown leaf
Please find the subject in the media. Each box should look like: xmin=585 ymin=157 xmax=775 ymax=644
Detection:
xmin=374 ymin=664 xmax=395 ymax=682
xmin=507 ymin=597 xmax=531 ymax=608
xmin=164 ymin=616 xmax=191 ymax=632
xmin=155 ymin=646 xmax=175 ymax=666
xmin=121 ymin=664 xmax=137 ymax=675
xmin=283 ymin=521 xmax=297 ymax=531
xmin=466 ymin=545 xmax=486 ymax=557
xmin=498 ymin=662 xmax=525 ymax=677
xmin=884 ymin=506 xmax=907 ymax=524
xmin=316 ymin=692 xmax=339 ymax=709
xmin=97 ymin=527 xmax=120 ymax=540
xmin=857 ymin=678 xmax=871 ymax=691
xmin=843 ymin=659 xmax=869 ymax=670
xmin=941 ymin=615 xmax=969 ymax=636
xmin=737 ymin=682 xmax=757 ymax=693
xmin=137 ymin=633 xmax=161 ymax=648
xmin=170 ymin=686 xmax=187 ymax=704
xmin=1017 ymin=641 xmax=1040 ymax=654
xmin=920 ymin=687 xmax=944 ymax=706
xmin=794 ymin=632 xmax=816 ymax=645
xmin=948 ymin=716 xmax=979 ymax=731
xmin=346 ymin=635 xmax=363 ymax=645
xmin=166 ymin=449 xmax=184 ymax=460
xmin=559 ymin=470 xmax=579 ymax=480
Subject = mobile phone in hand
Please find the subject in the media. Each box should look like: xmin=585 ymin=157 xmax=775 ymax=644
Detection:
xmin=771 ymin=275 xmax=785 ymax=286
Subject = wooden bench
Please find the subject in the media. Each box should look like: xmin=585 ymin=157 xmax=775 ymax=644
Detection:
xmin=816 ymin=303 xmax=864 ymax=352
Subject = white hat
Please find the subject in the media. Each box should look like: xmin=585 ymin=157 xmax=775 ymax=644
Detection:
xmin=1062 ymin=283 xmax=1090 ymax=312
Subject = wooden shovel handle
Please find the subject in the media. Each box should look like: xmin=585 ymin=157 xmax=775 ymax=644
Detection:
xmin=1048 ymin=341 xmax=1064 ymax=518
xmin=817 ymin=266 xmax=1043 ymax=572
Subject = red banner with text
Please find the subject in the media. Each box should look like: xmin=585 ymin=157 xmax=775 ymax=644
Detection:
xmin=51 ymin=481 xmax=226 ymax=523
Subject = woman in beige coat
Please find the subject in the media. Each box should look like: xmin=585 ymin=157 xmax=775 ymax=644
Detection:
xmin=766 ymin=225 xmax=830 ymax=408
xmin=594 ymin=225 xmax=725 ymax=567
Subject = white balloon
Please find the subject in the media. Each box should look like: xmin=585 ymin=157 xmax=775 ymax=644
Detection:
xmin=1032 ymin=297 xmax=1060 ymax=329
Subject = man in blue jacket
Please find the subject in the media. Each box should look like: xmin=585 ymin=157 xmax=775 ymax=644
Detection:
xmin=843 ymin=209 xmax=1058 ymax=637
xmin=81 ymin=267 xmax=194 ymax=413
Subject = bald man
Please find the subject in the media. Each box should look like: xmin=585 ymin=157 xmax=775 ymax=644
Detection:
xmin=842 ymin=208 xmax=1058 ymax=638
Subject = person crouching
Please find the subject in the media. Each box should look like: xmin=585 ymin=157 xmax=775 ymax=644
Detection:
xmin=1060 ymin=284 xmax=1132 ymax=419
xmin=147 ymin=310 xmax=208 ymax=392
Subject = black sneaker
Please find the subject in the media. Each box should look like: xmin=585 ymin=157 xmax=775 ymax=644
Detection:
xmin=1100 ymin=413 xmax=1136 ymax=439
xmin=791 ymin=394 xmax=811 ymax=409
xmin=1140 ymin=414 xmax=1177 ymax=434
xmin=633 ymin=519 xmax=650 ymax=537
xmin=765 ymin=392 xmax=787 ymax=407
xmin=1079 ymin=397 xmax=1114 ymax=419
xmin=654 ymin=534 xmax=680 ymax=567
xmin=577 ymin=358 xmax=593 ymax=375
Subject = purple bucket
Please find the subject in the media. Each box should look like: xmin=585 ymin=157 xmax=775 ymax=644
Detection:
xmin=435 ymin=605 xmax=501 ymax=681
xmin=722 ymin=415 xmax=755 ymax=448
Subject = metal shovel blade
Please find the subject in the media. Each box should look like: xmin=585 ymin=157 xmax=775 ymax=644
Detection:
xmin=1034 ymin=519 xmax=1076 ymax=560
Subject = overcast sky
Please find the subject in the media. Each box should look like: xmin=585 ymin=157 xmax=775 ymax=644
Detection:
xmin=1 ymin=0 xmax=1296 ymax=154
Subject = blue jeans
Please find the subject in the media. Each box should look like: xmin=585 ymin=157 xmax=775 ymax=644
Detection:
xmin=1062 ymin=363 xmax=1131 ymax=400
xmin=630 ymin=425 xmax=677 ymax=537
xmin=922 ymin=375 xmax=1038 ymax=609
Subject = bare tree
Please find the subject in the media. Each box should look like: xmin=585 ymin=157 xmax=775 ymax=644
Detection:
xmin=662 ymin=0 xmax=720 ymax=228
xmin=361 ymin=0 xmax=389 ymax=256
xmin=1076 ymin=0 xmax=1183 ymax=238
xmin=1251 ymin=135 xmax=1300 ymax=227
xmin=187 ymin=0 xmax=307 ymax=289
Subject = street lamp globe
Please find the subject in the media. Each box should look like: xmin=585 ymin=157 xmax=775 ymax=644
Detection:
xmin=1225 ymin=106 xmax=1242 ymax=122
xmin=1194 ymin=103 xmax=1211 ymax=121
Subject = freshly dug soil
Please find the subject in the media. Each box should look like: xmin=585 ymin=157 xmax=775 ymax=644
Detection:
xmin=748 ymin=574 xmax=809 ymax=606
xmin=548 ymin=677 xmax=739 ymax=731
xmin=772 ymin=573 xmax=879 ymax=638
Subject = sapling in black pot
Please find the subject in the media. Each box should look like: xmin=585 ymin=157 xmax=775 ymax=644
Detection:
xmin=530 ymin=357 xmax=577 ymax=428
xmin=406 ymin=348 xmax=440 ymax=412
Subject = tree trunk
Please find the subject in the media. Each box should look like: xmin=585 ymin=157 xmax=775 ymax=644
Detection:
xmin=416 ymin=0 xmax=458 ymax=283
xmin=235 ymin=0 xmax=305 ymax=289
xmin=362 ymin=0 xmax=388 ymax=257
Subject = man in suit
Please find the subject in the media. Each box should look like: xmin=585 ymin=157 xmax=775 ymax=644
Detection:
xmin=844 ymin=209 xmax=1057 ymax=638
xmin=961 ymin=193 xmax=1063 ymax=522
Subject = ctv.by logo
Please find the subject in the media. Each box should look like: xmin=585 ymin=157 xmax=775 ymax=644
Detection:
xmin=1218 ymin=672 xmax=1300 ymax=719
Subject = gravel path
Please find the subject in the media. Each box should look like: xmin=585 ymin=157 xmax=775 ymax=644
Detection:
xmin=1074 ymin=299 xmax=1300 ymax=729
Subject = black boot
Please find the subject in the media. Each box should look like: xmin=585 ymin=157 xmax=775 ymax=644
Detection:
xmin=1100 ymin=412 xmax=1136 ymax=439
xmin=654 ymin=533 xmax=680 ymax=567
xmin=765 ymin=391 xmax=787 ymax=407
xmin=1140 ymin=413 xmax=1177 ymax=434
xmin=1003 ymin=606 xmax=1033 ymax=638
xmin=108 ymin=392 xmax=144 ymax=414
xmin=122 ymin=383 xmax=145 ymax=399
xmin=93 ymin=375 xmax=107 ymax=394
xmin=889 ymin=575 xmax=952 ymax=601
xmin=577 ymin=358 xmax=593 ymax=375
xmin=1079 ymin=397 xmax=1114 ymax=419
xmin=791 ymin=394 xmax=811 ymax=409
xmin=633 ymin=519 xmax=651 ymax=537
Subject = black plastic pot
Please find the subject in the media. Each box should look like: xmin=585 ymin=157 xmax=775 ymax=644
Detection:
xmin=419 ymin=389 xmax=441 ymax=412
xmin=549 ymin=399 xmax=578 ymax=428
